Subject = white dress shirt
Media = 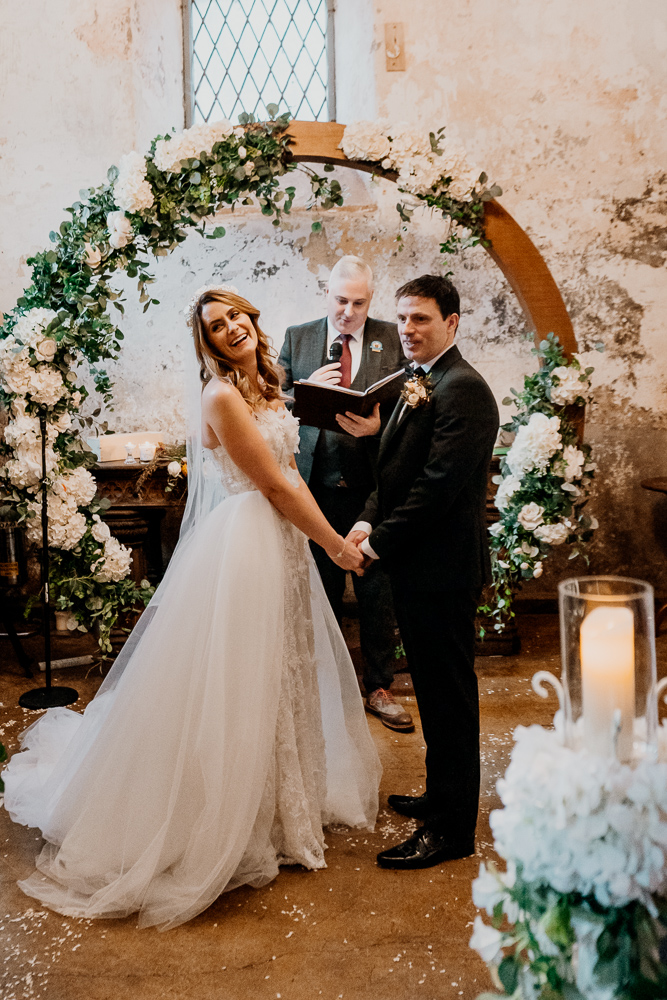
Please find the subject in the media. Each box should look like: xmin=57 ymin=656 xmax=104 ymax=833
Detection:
xmin=327 ymin=320 xmax=365 ymax=382
xmin=354 ymin=342 xmax=456 ymax=560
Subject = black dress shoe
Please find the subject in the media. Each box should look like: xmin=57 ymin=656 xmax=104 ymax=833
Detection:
xmin=376 ymin=826 xmax=475 ymax=870
xmin=387 ymin=792 xmax=430 ymax=820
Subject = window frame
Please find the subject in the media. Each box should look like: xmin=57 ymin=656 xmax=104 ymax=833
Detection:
xmin=181 ymin=0 xmax=336 ymax=128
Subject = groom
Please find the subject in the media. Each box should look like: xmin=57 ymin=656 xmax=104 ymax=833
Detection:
xmin=349 ymin=274 xmax=499 ymax=868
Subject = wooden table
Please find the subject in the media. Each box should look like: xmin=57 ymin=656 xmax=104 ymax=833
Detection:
xmin=93 ymin=459 xmax=186 ymax=584
xmin=641 ymin=479 xmax=667 ymax=634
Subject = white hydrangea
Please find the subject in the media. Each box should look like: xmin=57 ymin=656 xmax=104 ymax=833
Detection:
xmin=397 ymin=156 xmax=447 ymax=196
xmin=153 ymin=120 xmax=234 ymax=173
xmin=92 ymin=535 xmax=133 ymax=582
xmin=507 ymin=412 xmax=562 ymax=477
xmin=490 ymin=723 xmax=667 ymax=910
xmin=534 ymin=521 xmax=570 ymax=546
xmin=107 ymin=211 xmax=134 ymax=250
xmin=2 ymin=414 xmax=59 ymax=487
xmin=53 ymin=467 xmax=97 ymax=506
xmin=114 ymin=151 xmax=155 ymax=214
xmin=0 ymin=339 xmax=33 ymax=395
xmin=12 ymin=308 xmax=58 ymax=349
xmin=441 ymin=138 xmax=479 ymax=201
xmin=384 ymin=123 xmax=433 ymax=167
xmin=51 ymin=411 xmax=72 ymax=433
xmin=27 ymin=366 xmax=65 ymax=406
xmin=25 ymin=493 xmax=87 ymax=550
xmin=339 ymin=120 xmax=392 ymax=162
xmin=551 ymin=365 xmax=591 ymax=406
xmin=493 ymin=472 xmax=522 ymax=511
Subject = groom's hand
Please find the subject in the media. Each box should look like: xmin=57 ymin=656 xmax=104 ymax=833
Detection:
xmin=335 ymin=403 xmax=381 ymax=437
xmin=346 ymin=529 xmax=369 ymax=549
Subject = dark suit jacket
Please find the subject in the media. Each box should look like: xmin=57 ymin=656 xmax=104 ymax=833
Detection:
xmin=279 ymin=316 xmax=405 ymax=491
xmin=360 ymin=345 xmax=499 ymax=591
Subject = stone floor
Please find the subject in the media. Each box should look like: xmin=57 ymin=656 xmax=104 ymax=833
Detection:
xmin=1 ymin=615 xmax=665 ymax=1000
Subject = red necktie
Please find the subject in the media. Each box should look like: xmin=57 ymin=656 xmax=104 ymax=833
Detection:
xmin=338 ymin=334 xmax=352 ymax=388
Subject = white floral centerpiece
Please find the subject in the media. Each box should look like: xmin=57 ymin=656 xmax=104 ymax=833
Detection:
xmin=469 ymin=717 xmax=667 ymax=999
xmin=479 ymin=334 xmax=600 ymax=635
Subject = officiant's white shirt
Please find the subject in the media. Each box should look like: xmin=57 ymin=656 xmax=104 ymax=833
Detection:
xmin=354 ymin=342 xmax=455 ymax=560
xmin=327 ymin=320 xmax=364 ymax=381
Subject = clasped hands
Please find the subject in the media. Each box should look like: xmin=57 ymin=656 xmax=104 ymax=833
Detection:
xmin=308 ymin=362 xmax=381 ymax=437
xmin=328 ymin=529 xmax=373 ymax=575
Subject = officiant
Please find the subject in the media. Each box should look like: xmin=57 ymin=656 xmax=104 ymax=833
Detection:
xmin=279 ymin=256 xmax=412 ymax=731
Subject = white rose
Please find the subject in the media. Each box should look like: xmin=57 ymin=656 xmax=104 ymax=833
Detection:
xmin=84 ymin=242 xmax=102 ymax=268
xmin=488 ymin=521 xmax=505 ymax=537
xmin=550 ymin=365 xmax=591 ymax=406
xmin=91 ymin=519 xmax=111 ymax=543
xmin=507 ymin=413 xmax=562 ymax=477
xmin=558 ymin=444 xmax=586 ymax=482
xmin=107 ymin=211 xmax=133 ymax=249
xmin=408 ymin=392 xmax=419 ymax=405
xmin=51 ymin=412 xmax=72 ymax=433
xmin=517 ymin=502 xmax=545 ymax=531
xmin=494 ymin=473 xmax=522 ymax=512
xmin=167 ymin=460 xmax=182 ymax=477
xmin=472 ymin=863 xmax=506 ymax=916
xmin=35 ymin=337 xmax=57 ymax=361
xmin=113 ymin=151 xmax=155 ymax=214
xmin=534 ymin=521 xmax=570 ymax=546
xmin=237 ymin=146 xmax=247 ymax=159
xmin=469 ymin=915 xmax=504 ymax=964
xmin=340 ymin=120 xmax=392 ymax=162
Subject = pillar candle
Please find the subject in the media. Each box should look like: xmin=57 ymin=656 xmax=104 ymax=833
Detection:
xmin=139 ymin=441 xmax=156 ymax=463
xmin=580 ymin=605 xmax=635 ymax=760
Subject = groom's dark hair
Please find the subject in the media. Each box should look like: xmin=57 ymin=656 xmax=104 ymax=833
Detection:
xmin=395 ymin=275 xmax=460 ymax=320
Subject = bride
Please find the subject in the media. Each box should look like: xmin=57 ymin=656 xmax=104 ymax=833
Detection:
xmin=3 ymin=285 xmax=381 ymax=930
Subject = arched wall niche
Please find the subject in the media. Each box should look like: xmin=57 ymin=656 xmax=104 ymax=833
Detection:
xmin=286 ymin=121 xmax=577 ymax=358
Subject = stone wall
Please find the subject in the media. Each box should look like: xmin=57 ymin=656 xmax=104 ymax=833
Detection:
xmin=1 ymin=0 xmax=666 ymax=594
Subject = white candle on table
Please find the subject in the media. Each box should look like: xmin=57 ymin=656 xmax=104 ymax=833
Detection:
xmin=580 ymin=605 xmax=635 ymax=760
xmin=139 ymin=441 xmax=156 ymax=463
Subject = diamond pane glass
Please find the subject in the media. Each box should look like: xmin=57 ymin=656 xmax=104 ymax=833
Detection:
xmin=191 ymin=0 xmax=329 ymax=124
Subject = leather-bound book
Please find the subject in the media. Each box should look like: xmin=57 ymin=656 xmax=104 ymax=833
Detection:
xmin=293 ymin=369 xmax=406 ymax=433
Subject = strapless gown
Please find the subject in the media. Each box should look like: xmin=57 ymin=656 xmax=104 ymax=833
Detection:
xmin=3 ymin=407 xmax=381 ymax=929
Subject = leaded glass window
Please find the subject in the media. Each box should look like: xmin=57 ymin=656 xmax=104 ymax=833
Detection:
xmin=186 ymin=0 xmax=332 ymax=125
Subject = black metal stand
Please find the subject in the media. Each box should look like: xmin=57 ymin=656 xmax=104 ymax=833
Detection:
xmin=18 ymin=414 xmax=78 ymax=710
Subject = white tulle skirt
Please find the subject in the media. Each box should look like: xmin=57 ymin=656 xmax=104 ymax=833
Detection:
xmin=3 ymin=490 xmax=381 ymax=929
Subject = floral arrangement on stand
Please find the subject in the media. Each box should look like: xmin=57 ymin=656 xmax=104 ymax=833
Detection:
xmin=0 ymin=110 xmax=498 ymax=650
xmin=470 ymin=717 xmax=667 ymax=999
xmin=478 ymin=334 xmax=599 ymax=635
xmin=340 ymin=120 xmax=502 ymax=253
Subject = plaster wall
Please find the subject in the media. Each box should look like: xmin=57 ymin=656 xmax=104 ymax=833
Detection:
xmin=1 ymin=0 xmax=666 ymax=594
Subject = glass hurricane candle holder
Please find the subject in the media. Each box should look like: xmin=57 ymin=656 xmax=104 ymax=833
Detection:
xmin=558 ymin=576 xmax=658 ymax=762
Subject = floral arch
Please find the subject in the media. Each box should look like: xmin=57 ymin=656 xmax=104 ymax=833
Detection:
xmin=0 ymin=115 xmax=593 ymax=647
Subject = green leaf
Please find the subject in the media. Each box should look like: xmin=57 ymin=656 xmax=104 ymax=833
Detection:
xmin=311 ymin=221 xmax=322 ymax=233
xmin=323 ymin=163 xmax=335 ymax=172
xmin=498 ymin=956 xmax=519 ymax=995
xmin=266 ymin=103 xmax=280 ymax=120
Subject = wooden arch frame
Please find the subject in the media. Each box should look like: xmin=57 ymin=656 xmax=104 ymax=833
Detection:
xmin=287 ymin=121 xmax=576 ymax=357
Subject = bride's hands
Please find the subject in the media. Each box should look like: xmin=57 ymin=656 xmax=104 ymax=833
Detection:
xmin=327 ymin=536 xmax=366 ymax=574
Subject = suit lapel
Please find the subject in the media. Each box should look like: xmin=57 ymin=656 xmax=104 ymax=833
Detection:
xmin=311 ymin=317 xmax=328 ymax=370
xmin=378 ymin=346 xmax=463 ymax=459
xmin=351 ymin=318 xmax=383 ymax=391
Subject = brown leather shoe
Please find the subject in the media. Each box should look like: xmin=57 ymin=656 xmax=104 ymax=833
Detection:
xmin=365 ymin=688 xmax=414 ymax=732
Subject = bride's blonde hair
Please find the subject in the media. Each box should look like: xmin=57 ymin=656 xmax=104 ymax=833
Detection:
xmin=191 ymin=289 xmax=285 ymax=405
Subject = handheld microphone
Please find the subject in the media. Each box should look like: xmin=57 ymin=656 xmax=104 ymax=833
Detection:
xmin=328 ymin=341 xmax=343 ymax=363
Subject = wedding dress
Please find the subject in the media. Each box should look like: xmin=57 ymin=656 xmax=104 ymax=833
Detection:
xmin=3 ymin=406 xmax=381 ymax=929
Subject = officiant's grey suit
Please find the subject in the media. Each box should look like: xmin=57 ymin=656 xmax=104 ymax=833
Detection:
xmin=360 ymin=345 xmax=499 ymax=844
xmin=279 ymin=316 xmax=405 ymax=695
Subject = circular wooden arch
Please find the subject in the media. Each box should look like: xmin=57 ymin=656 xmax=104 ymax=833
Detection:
xmin=287 ymin=121 xmax=576 ymax=358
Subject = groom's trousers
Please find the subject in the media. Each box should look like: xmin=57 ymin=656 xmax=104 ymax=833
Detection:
xmin=390 ymin=578 xmax=481 ymax=841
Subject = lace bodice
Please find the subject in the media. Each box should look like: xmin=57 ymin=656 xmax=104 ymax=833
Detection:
xmin=205 ymin=406 xmax=301 ymax=495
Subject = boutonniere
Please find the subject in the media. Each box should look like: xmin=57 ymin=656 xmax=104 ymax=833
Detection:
xmin=400 ymin=372 xmax=432 ymax=408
